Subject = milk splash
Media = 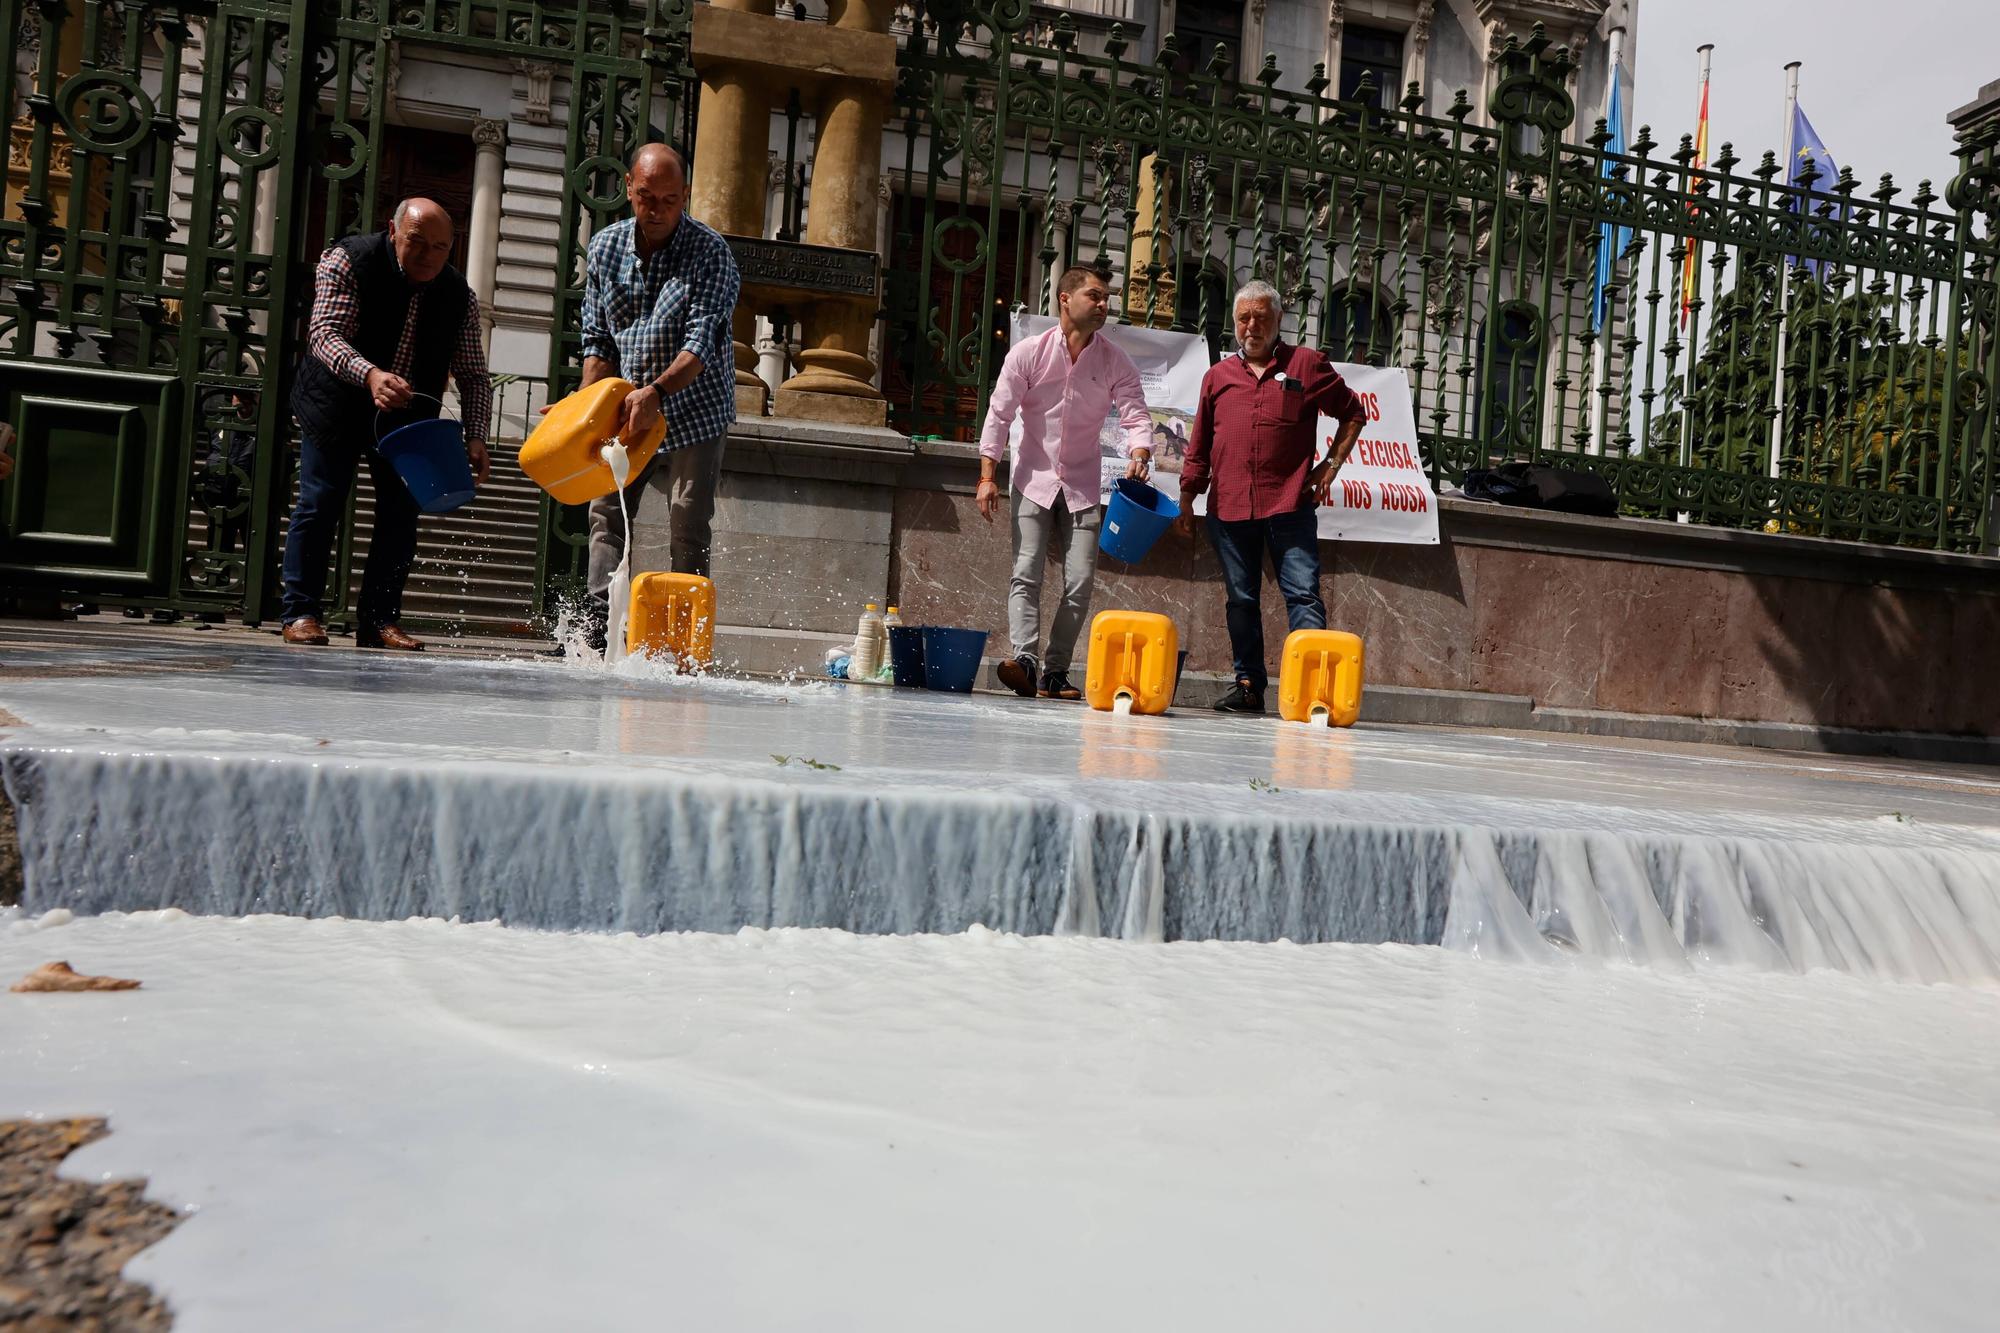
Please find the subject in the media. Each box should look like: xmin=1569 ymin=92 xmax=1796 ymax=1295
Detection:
xmin=602 ymin=438 xmax=632 ymax=666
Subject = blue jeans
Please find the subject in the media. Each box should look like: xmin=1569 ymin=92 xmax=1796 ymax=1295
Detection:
xmin=1206 ymin=506 xmax=1326 ymax=691
xmin=280 ymin=431 xmax=421 ymax=633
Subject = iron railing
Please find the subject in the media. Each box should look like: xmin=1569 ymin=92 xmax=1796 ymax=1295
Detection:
xmin=2 ymin=0 xmax=1996 ymax=638
xmin=882 ymin=4 xmax=2000 ymax=551
xmin=0 ymin=0 xmax=696 ymax=620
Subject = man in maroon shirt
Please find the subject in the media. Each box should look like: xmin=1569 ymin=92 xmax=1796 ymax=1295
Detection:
xmin=1174 ymin=280 xmax=1368 ymax=713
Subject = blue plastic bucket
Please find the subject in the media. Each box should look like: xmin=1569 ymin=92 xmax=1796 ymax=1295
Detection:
xmin=376 ymin=400 xmax=476 ymax=514
xmin=887 ymin=625 xmax=927 ymax=687
xmin=919 ymin=626 xmax=988 ymax=693
xmin=1099 ymin=477 xmax=1179 ymax=564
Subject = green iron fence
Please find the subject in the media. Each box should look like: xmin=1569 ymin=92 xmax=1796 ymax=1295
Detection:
xmin=2 ymin=0 xmax=1996 ymax=632
xmin=885 ymin=4 xmax=2000 ymax=552
xmin=0 ymin=0 xmax=695 ymax=621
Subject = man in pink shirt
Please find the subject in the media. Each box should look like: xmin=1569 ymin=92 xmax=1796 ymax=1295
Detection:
xmin=977 ymin=267 xmax=1154 ymax=700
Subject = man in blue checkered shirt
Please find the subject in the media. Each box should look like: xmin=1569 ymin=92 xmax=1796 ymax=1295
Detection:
xmin=576 ymin=141 xmax=741 ymax=647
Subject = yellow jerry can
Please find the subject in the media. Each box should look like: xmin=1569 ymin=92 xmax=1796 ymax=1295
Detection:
xmin=1278 ymin=629 xmax=1365 ymax=727
xmin=627 ymin=572 xmax=716 ymax=668
xmin=1084 ymin=610 xmax=1179 ymax=715
xmin=518 ymin=378 xmax=667 ymax=504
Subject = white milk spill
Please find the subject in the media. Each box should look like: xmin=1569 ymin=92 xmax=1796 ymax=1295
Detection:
xmin=3 ymin=910 xmax=1997 ymax=1331
xmin=5 ymin=642 xmax=2000 ymax=980
xmin=601 ymin=438 xmax=632 ymax=667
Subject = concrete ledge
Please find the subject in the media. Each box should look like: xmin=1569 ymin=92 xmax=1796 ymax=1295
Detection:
xmin=706 ymin=627 xmax=2000 ymax=768
xmin=1528 ymin=706 xmax=2000 ymax=768
xmin=1440 ymin=497 xmax=2000 ymax=592
xmin=728 ymin=416 xmax=913 ymax=456
xmin=713 ymin=623 xmax=853 ymax=678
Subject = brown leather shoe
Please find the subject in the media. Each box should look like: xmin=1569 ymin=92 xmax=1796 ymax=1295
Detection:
xmin=357 ymin=624 xmax=424 ymax=651
xmin=282 ymin=617 xmax=329 ymax=646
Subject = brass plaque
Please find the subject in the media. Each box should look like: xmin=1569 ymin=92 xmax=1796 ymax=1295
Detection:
xmin=727 ymin=236 xmax=879 ymax=299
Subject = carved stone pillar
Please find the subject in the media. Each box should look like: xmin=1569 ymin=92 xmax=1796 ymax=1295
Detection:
xmin=1244 ymin=0 xmax=1268 ymax=69
xmin=689 ymin=0 xmax=898 ymax=424
xmin=1321 ymin=2 xmax=1345 ymax=121
xmin=691 ymin=0 xmax=779 ymax=417
xmin=466 ymin=118 xmax=507 ymax=346
xmin=1123 ymin=154 xmax=1178 ymax=329
xmin=753 ymin=151 xmax=790 ymax=400
xmin=1409 ymin=0 xmax=1435 ymax=99
xmin=771 ymin=0 xmax=899 ymax=424
xmin=776 ymin=79 xmax=891 ymax=421
xmin=511 ymin=60 xmax=554 ymax=126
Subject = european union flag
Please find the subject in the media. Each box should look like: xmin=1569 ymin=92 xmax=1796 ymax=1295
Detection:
xmin=1787 ymin=103 xmax=1841 ymax=278
xmin=1589 ymin=69 xmax=1629 ymax=333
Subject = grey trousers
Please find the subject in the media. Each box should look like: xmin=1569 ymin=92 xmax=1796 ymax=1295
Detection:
xmin=586 ymin=433 xmax=726 ymax=610
xmin=1009 ymin=488 xmax=1102 ymax=674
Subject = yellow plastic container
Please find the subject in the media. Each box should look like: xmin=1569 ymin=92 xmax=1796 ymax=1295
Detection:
xmin=627 ymin=572 xmax=716 ymax=668
xmin=1084 ymin=610 xmax=1179 ymax=715
xmin=1278 ymin=629 xmax=1365 ymax=727
xmin=518 ymin=378 xmax=667 ymax=504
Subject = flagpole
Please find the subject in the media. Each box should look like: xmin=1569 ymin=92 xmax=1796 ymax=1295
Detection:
xmin=1769 ymin=60 xmax=1801 ymax=486
xmin=1591 ymin=24 xmax=1627 ymax=457
xmin=1679 ymin=43 xmax=1712 ymax=482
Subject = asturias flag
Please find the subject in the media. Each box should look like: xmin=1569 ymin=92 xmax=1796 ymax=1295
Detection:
xmin=1680 ymin=79 xmax=1709 ymax=327
xmin=1590 ymin=68 xmax=1630 ymax=332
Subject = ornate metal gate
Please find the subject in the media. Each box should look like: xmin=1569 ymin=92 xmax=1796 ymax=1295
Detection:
xmin=1 ymin=0 xmax=693 ymax=620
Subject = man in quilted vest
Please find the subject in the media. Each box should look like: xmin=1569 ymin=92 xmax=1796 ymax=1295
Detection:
xmin=283 ymin=197 xmax=493 ymax=651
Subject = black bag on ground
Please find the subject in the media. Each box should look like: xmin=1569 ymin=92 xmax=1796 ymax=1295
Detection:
xmin=1463 ymin=462 xmax=1617 ymax=517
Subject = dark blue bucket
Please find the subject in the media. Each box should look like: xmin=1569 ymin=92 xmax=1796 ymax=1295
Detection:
xmin=887 ymin=625 xmax=927 ymax=687
xmin=1099 ymin=477 xmax=1179 ymax=564
xmin=377 ymin=400 xmax=475 ymax=514
xmin=919 ymin=626 xmax=988 ymax=693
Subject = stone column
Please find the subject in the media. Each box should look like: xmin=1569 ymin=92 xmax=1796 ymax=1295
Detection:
xmin=1409 ymin=1 xmax=1435 ymax=99
xmin=764 ymin=0 xmax=897 ymax=423
xmin=776 ymin=79 xmax=891 ymax=422
xmin=756 ymin=323 xmax=791 ymax=399
xmin=466 ymin=118 xmax=508 ymax=347
xmin=1124 ymin=154 xmax=1176 ymax=328
xmin=754 ymin=151 xmax=789 ymax=400
xmin=691 ymin=0 xmax=778 ymax=417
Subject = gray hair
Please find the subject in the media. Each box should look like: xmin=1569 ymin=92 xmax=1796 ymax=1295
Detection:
xmin=1233 ymin=279 xmax=1283 ymax=317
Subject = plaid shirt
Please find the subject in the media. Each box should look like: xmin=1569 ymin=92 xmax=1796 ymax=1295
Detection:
xmin=580 ymin=215 xmax=739 ymax=452
xmin=306 ymin=244 xmax=494 ymax=444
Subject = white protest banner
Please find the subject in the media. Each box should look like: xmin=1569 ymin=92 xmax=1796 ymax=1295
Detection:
xmin=1006 ymin=311 xmax=1207 ymax=506
xmin=1315 ymin=363 xmax=1439 ymax=544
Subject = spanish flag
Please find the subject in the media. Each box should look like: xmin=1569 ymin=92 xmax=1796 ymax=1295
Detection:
xmin=1681 ymin=58 xmax=1711 ymax=328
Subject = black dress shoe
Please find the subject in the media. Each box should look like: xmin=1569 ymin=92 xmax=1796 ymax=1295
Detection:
xmin=1038 ymin=670 xmax=1082 ymax=701
xmin=1213 ymin=679 xmax=1265 ymax=714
